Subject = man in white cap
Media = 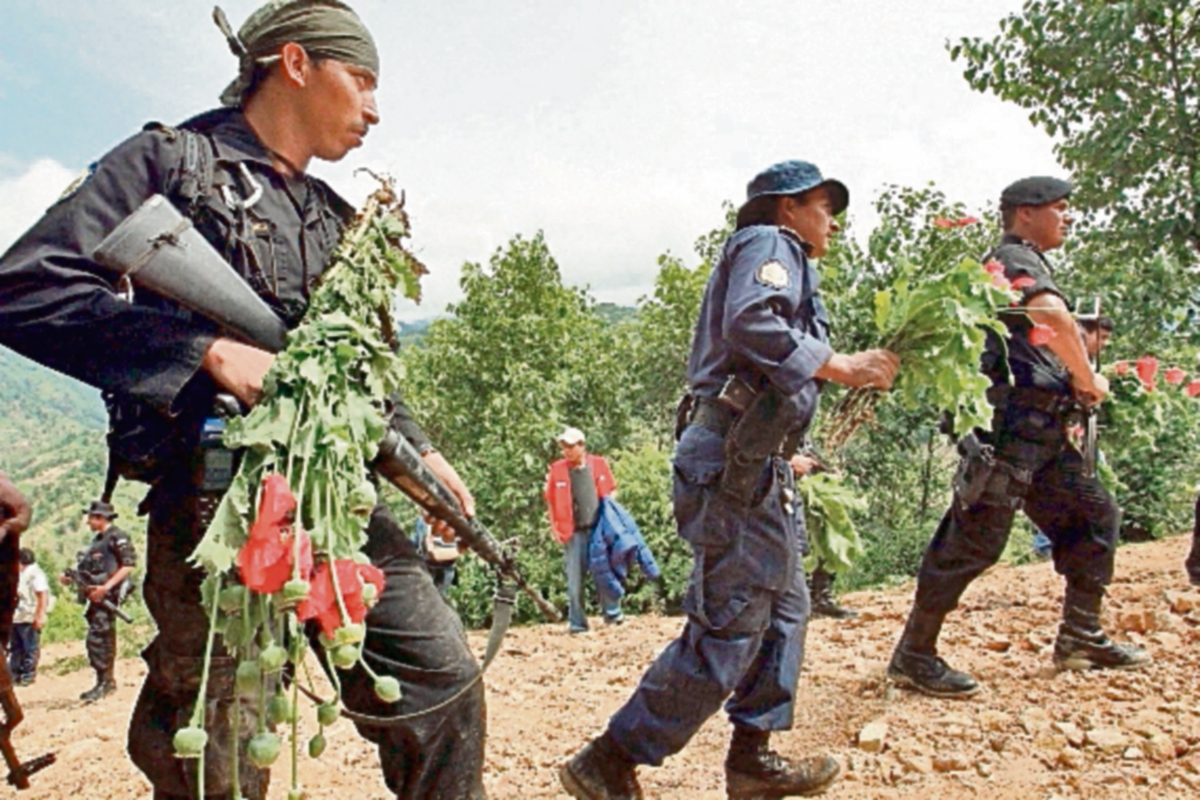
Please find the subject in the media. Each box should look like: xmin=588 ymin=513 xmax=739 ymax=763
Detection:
xmin=545 ymin=427 xmax=622 ymax=632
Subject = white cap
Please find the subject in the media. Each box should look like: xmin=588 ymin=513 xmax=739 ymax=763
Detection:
xmin=556 ymin=427 xmax=586 ymax=445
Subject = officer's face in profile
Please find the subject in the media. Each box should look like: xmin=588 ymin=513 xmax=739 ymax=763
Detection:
xmin=86 ymin=514 xmax=109 ymax=533
xmin=1019 ymin=199 xmax=1072 ymax=252
xmin=296 ymin=56 xmax=380 ymax=162
xmin=781 ymin=189 xmax=840 ymax=258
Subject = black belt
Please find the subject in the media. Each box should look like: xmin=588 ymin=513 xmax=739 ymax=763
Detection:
xmin=689 ymin=396 xmax=737 ymax=438
xmin=988 ymin=384 xmax=1075 ymax=416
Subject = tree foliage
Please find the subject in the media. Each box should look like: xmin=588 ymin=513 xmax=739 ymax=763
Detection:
xmin=951 ymin=0 xmax=1200 ymax=263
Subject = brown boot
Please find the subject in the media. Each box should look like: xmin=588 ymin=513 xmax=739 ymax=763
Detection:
xmin=725 ymin=728 xmax=839 ymax=798
xmin=560 ymin=732 xmax=643 ymax=800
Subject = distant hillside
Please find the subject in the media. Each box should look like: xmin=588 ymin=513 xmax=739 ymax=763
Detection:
xmin=594 ymin=302 xmax=638 ymax=326
xmin=0 ymin=347 xmax=119 ymax=573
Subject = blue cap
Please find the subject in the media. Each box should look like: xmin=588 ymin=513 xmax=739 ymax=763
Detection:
xmin=742 ymin=160 xmax=849 ymax=215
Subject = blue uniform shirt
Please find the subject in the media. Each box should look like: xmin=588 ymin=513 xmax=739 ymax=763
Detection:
xmin=688 ymin=225 xmax=833 ymax=399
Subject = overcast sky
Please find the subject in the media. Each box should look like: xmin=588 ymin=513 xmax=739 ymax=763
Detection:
xmin=0 ymin=0 xmax=1061 ymax=320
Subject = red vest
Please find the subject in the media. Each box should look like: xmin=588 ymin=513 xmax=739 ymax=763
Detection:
xmin=544 ymin=455 xmax=616 ymax=544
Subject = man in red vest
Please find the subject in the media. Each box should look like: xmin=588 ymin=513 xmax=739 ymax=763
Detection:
xmin=545 ymin=427 xmax=622 ymax=632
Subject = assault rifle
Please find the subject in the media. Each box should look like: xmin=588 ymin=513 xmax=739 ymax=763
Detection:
xmin=61 ymin=568 xmax=134 ymax=625
xmin=93 ymin=194 xmax=560 ymax=623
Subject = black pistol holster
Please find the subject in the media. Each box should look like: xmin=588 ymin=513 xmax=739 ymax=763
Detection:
xmin=952 ymin=433 xmax=1031 ymax=511
xmin=719 ymin=379 xmax=802 ymax=507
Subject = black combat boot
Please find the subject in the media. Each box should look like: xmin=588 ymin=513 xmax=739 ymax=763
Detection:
xmin=724 ymin=727 xmax=839 ymax=798
xmin=808 ymin=567 xmax=857 ymax=620
xmin=887 ymin=607 xmax=979 ymax=698
xmin=1186 ymin=495 xmax=1200 ymax=587
xmin=560 ymin=731 xmax=643 ymax=800
xmin=80 ymin=668 xmax=117 ymax=702
xmin=1054 ymin=585 xmax=1151 ymax=671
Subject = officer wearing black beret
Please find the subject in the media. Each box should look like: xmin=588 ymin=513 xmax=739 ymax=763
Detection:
xmin=887 ymin=176 xmax=1149 ymax=699
xmin=561 ymin=161 xmax=899 ymax=800
xmin=0 ymin=3 xmax=484 ymax=797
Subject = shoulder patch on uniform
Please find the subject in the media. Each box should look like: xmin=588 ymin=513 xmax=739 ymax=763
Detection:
xmin=755 ymin=259 xmax=790 ymax=289
xmin=58 ymin=163 xmax=97 ymax=202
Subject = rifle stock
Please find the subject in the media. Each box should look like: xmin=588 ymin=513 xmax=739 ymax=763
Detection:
xmin=93 ymin=196 xmax=559 ymax=622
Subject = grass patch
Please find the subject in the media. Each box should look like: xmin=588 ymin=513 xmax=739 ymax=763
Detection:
xmin=48 ymin=653 xmax=88 ymax=676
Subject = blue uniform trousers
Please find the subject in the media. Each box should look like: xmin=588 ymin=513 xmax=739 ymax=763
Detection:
xmin=607 ymin=425 xmax=810 ymax=766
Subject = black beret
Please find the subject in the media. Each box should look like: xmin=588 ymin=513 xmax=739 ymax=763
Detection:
xmin=1000 ymin=176 xmax=1073 ymax=208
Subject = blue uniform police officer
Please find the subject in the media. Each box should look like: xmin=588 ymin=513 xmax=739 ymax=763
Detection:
xmin=560 ymin=161 xmax=900 ymax=800
xmin=887 ymin=177 xmax=1150 ymax=699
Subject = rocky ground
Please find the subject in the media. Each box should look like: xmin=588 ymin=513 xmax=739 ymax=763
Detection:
xmin=7 ymin=535 xmax=1200 ymax=799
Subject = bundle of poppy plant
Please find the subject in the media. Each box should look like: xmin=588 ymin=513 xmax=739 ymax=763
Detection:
xmin=178 ymin=179 xmax=427 ymax=800
xmin=820 ymin=231 xmax=1019 ymax=453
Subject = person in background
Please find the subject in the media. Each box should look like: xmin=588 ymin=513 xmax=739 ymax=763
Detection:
xmin=63 ymin=500 xmax=136 ymax=702
xmin=545 ymin=427 xmax=623 ymax=633
xmin=9 ymin=548 xmax=52 ymax=686
xmin=411 ymin=516 xmax=459 ymax=598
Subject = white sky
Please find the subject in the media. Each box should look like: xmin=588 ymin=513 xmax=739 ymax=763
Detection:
xmin=0 ymin=0 xmax=1061 ymax=320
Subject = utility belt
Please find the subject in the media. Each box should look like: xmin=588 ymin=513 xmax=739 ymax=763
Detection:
xmin=678 ymin=376 xmax=806 ymax=506
xmin=952 ymin=432 xmax=1033 ymax=511
xmin=104 ymin=393 xmax=243 ymax=532
xmin=987 ymin=384 xmax=1078 ymax=418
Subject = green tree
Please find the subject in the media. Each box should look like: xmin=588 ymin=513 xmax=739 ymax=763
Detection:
xmin=400 ymin=232 xmax=632 ymax=625
xmin=951 ymin=0 xmax=1200 ymax=262
xmin=951 ymin=0 xmax=1200 ymax=352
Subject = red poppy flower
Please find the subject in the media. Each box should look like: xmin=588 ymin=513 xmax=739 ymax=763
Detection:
xmin=297 ymin=560 xmax=386 ymax=638
xmin=933 ymin=217 xmax=955 ymax=229
xmin=983 ymin=259 xmax=1005 ymax=276
xmin=956 ymin=216 xmax=981 ymax=227
xmin=992 ymin=274 xmax=1012 ymax=290
xmin=1010 ymin=275 xmax=1036 ymax=290
xmin=1187 ymin=380 xmax=1200 ymax=398
xmin=237 ymin=474 xmax=313 ymax=595
xmin=1029 ymin=324 xmax=1057 ymax=346
xmin=1165 ymin=367 xmax=1186 ymax=385
xmin=1113 ymin=361 xmax=1130 ymax=376
xmin=1135 ymin=356 xmax=1159 ymax=386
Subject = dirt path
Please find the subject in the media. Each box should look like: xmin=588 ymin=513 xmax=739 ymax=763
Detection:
xmin=8 ymin=536 xmax=1200 ymax=799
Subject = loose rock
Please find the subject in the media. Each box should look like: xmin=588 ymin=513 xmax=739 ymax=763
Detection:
xmin=859 ymin=721 xmax=889 ymax=754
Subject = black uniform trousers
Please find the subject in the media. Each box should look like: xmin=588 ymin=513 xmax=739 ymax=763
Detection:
xmin=1186 ymin=493 xmax=1200 ymax=584
xmin=130 ymin=483 xmax=486 ymax=799
xmin=914 ymin=402 xmax=1121 ymax=615
xmin=85 ymin=604 xmax=118 ymax=677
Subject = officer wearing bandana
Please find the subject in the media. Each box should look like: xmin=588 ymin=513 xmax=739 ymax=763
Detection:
xmin=0 ymin=3 xmax=484 ymax=798
xmin=887 ymin=177 xmax=1150 ymax=699
xmin=560 ymin=161 xmax=899 ymax=800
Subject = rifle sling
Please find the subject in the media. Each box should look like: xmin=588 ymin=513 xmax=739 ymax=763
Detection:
xmin=298 ymin=580 xmax=518 ymax=727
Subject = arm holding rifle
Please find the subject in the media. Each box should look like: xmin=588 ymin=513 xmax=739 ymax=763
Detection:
xmin=86 ymin=565 xmax=133 ymax=605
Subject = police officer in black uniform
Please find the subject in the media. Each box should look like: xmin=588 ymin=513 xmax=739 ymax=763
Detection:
xmin=67 ymin=500 xmax=137 ymax=702
xmin=0 ymin=3 xmax=485 ymax=798
xmin=888 ymin=177 xmax=1151 ymax=699
xmin=560 ymin=161 xmax=899 ymax=800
